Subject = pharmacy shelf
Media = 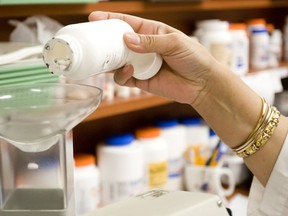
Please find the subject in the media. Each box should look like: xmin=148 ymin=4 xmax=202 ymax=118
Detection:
xmin=84 ymin=93 xmax=172 ymax=121
xmin=83 ymin=62 xmax=288 ymax=122
xmin=0 ymin=0 xmax=288 ymax=18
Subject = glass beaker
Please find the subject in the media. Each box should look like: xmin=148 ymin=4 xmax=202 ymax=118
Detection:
xmin=0 ymin=83 xmax=102 ymax=216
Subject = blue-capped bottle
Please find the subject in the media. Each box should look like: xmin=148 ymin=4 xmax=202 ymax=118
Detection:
xmin=154 ymin=119 xmax=186 ymax=190
xmin=97 ymin=133 xmax=144 ymax=206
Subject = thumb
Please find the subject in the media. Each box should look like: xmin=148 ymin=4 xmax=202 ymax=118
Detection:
xmin=124 ymin=32 xmax=170 ymax=55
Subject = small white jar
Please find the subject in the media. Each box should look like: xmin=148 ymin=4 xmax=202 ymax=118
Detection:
xmin=135 ymin=127 xmax=169 ymax=191
xmin=284 ymin=15 xmax=288 ymax=61
xmin=97 ymin=133 xmax=145 ymax=206
xmin=154 ymin=119 xmax=187 ymax=190
xmin=74 ymin=154 xmax=101 ymax=216
xmin=229 ymin=23 xmax=249 ymax=76
xmin=199 ymin=20 xmax=232 ymax=68
xmin=43 ymin=19 xmax=162 ymax=80
xmin=179 ymin=117 xmax=210 ymax=147
xmin=250 ymin=28 xmax=270 ymax=70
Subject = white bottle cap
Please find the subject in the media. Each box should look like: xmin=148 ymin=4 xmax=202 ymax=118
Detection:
xmin=130 ymin=52 xmax=163 ymax=80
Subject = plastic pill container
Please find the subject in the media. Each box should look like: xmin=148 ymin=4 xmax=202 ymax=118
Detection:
xmin=43 ymin=19 xmax=162 ymax=81
xmin=154 ymin=119 xmax=187 ymax=190
xmin=229 ymin=23 xmax=249 ymax=76
xmin=74 ymin=154 xmax=101 ymax=216
xmin=199 ymin=20 xmax=232 ymax=68
xmin=250 ymin=28 xmax=270 ymax=70
xmin=97 ymin=133 xmax=144 ymax=206
xmin=135 ymin=127 xmax=168 ymax=191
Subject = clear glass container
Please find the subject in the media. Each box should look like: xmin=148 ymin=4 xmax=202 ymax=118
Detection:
xmin=0 ymin=83 xmax=102 ymax=216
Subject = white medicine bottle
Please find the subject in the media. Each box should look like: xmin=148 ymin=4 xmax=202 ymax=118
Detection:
xmin=284 ymin=15 xmax=288 ymax=61
xmin=97 ymin=133 xmax=145 ymax=206
xmin=43 ymin=19 xmax=162 ymax=80
xmin=154 ymin=119 xmax=187 ymax=190
xmin=135 ymin=127 xmax=168 ymax=191
xmin=74 ymin=154 xmax=101 ymax=216
xmin=199 ymin=20 xmax=232 ymax=68
xmin=250 ymin=28 xmax=270 ymax=70
xmin=229 ymin=23 xmax=249 ymax=76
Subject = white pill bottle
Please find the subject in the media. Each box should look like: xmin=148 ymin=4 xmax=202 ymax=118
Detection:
xmin=43 ymin=19 xmax=162 ymax=80
xmin=284 ymin=15 xmax=288 ymax=61
xmin=154 ymin=119 xmax=187 ymax=190
xmin=74 ymin=154 xmax=101 ymax=216
xmin=199 ymin=20 xmax=232 ymax=68
xmin=97 ymin=133 xmax=145 ymax=206
xmin=135 ymin=127 xmax=169 ymax=191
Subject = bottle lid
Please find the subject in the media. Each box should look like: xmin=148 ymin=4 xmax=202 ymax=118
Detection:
xmin=229 ymin=23 xmax=246 ymax=31
xmin=74 ymin=154 xmax=96 ymax=167
xmin=135 ymin=127 xmax=161 ymax=139
xmin=209 ymin=129 xmax=216 ymax=137
xmin=131 ymin=53 xmax=163 ymax=80
xmin=251 ymin=29 xmax=268 ymax=34
xmin=179 ymin=117 xmax=203 ymax=126
xmin=266 ymin=23 xmax=275 ymax=33
xmin=202 ymin=20 xmax=229 ymax=31
xmin=247 ymin=18 xmax=266 ymax=26
xmin=196 ymin=19 xmax=220 ymax=29
xmin=154 ymin=119 xmax=178 ymax=128
xmin=105 ymin=133 xmax=134 ymax=146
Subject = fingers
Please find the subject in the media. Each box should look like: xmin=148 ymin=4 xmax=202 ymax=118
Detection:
xmin=89 ymin=11 xmax=149 ymax=33
xmin=114 ymin=64 xmax=136 ymax=87
xmin=89 ymin=11 xmax=174 ymax=35
xmin=124 ymin=31 xmax=182 ymax=56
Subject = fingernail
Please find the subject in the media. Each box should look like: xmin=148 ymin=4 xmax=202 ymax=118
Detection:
xmin=125 ymin=32 xmax=140 ymax=45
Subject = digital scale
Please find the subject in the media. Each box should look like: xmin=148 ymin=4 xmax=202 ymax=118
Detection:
xmin=84 ymin=190 xmax=232 ymax=216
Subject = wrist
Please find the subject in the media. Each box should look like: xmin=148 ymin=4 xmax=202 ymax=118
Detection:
xmin=191 ymin=63 xmax=262 ymax=149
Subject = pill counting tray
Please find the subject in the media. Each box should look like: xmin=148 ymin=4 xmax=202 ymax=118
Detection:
xmin=0 ymin=42 xmax=58 ymax=86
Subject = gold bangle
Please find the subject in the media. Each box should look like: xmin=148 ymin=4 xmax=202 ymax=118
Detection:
xmin=246 ymin=97 xmax=268 ymax=141
xmin=233 ymin=104 xmax=280 ymax=158
xmin=233 ymin=97 xmax=268 ymax=153
xmin=235 ymin=106 xmax=273 ymax=157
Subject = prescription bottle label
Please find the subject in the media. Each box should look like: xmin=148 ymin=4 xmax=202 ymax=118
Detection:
xmin=101 ymin=177 xmax=144 ymax=206
xmin=148 ymin=161 xmax=168 ymax=188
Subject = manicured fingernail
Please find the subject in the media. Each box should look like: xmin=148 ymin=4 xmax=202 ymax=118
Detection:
xmin=125 ymin=32 xmax=140 ymax=45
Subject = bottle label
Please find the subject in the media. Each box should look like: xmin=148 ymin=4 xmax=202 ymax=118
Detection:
xmin=101 ymin=177 xmax=144 ymax=206
xmin=148 ymin=161 xmax=168 ymax=188
xmin=75 ymin=181 xmax=101 ymax=215
xmin=168 ymin=157 xmax=184 ymax=178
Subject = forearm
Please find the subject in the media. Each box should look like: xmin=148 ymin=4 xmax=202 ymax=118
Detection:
xmin=192 ymin=62 xmax=288 ymax=186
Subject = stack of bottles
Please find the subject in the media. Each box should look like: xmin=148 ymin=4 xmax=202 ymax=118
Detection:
xmin=64 ymin=73 xmax=143 ymax=102
xmin=193 ymin=16 xmax=288 ymax=76
xmin=66 ymin=15 xmax=288 ymax=104
xmin=74 ymin=117 xmax=252 ymax=215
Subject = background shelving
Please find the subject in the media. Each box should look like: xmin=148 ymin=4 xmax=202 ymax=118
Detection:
xmin=1 ymin=0 xmax=288 ymax=153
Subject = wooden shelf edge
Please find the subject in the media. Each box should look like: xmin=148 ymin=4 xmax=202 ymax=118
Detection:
xmin=0 ymin=0 xmax=288 ymax=18
xmin=83 ymin=93 xmax=172 ymax=122
xmin=84 ymin=62 xmax=288 ymax=122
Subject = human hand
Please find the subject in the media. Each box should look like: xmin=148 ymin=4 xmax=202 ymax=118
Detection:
xmin=89 ymin=11 xmax=220 ymax=105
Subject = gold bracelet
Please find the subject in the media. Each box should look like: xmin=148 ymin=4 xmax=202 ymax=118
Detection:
xmin=246 ymin=97 xmax=268 ymax=141
xmin=233 ymin=97 xmax=268 ymax=153
xmin=235 ymin=106 xmax=274 ymax=157
xmin=233 ymin=104 xmax=280 ymax=158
